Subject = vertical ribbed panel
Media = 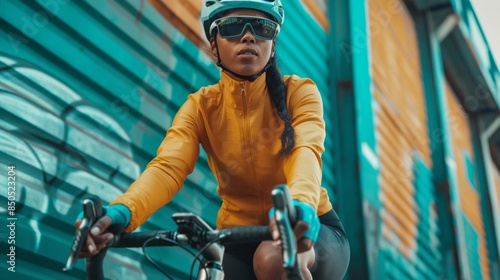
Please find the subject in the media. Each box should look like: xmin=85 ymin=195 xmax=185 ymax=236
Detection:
xmin=462 ymin=214 xmax=482 ymax=280
xmin=377 ymin=157 xmax=441 ymax=280
xmin=369 ymin=0 xmax=441 ymax=278
xmin=445 ymin=81 xmax=491 ymax=280
xmin=413 ymin=158 xmax=441 ymax=277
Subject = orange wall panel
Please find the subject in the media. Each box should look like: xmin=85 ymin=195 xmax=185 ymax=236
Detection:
xmin=370 ymin=0 xmax=428 ymax=261
xmin=444 ymin=81 xmax=491 ymax=280
xmin=148 ymin=0 xmax=209 ymax=53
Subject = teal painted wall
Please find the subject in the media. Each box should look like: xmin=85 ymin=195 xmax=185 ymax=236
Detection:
xmin=0 ymin=0 xmax=331 ymax=279
xmin=0 ymin=0 xmax=218 ymax=278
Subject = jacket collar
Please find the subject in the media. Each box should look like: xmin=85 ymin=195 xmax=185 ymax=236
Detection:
xmin=219 ymin=71 xmax=268 ymax=111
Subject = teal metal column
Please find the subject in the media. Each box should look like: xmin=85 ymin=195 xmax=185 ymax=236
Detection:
xmin=328 ymin=0 xmax=381 ymax=278
xmin=412 ymin=6 xmax=463 ymax=279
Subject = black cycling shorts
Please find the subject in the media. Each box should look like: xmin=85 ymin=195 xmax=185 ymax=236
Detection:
xmin=222 ymin=209 xmax=350 ymax=280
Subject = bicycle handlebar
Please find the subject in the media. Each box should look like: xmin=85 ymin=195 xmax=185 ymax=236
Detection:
xmin=85 ymin=226 xmax=272 ymax=280
xmin=107 ymin=226 xmax=272 ymax=249
xmin=64 ymin=185 xmax=304 ymax=280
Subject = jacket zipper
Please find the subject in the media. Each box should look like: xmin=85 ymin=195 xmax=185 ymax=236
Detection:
xmin=240 ymin=83 xmax=265 ymax=221
xmin=241 ymin=83 xmax=251 ymax=163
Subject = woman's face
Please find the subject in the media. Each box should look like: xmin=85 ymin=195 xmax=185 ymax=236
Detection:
xmin=210 ymin=9 xmax=275 ymax=79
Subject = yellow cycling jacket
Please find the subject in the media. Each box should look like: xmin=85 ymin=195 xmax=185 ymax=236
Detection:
xmin=111 ymin=71 xmax=332 ymax=233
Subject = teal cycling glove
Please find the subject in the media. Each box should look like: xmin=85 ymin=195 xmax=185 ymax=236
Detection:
xmin=77 ymin=204 xmax=131 ymax=229
xmin=104 ymin=204 xmax=131 ymax=227
xmin=268 ymin=199 xmax=320 ymax=243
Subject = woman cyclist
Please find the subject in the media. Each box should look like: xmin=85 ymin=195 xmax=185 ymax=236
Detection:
xmin=77 ymin=1 xmax=350 ymax=279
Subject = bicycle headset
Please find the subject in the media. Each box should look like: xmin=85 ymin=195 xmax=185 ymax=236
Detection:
xmin=200 ymin=0 xmax=285 ymax=82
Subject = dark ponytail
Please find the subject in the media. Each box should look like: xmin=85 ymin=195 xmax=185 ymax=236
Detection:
xmin=266 ymin=56 xmax=295 ymax=156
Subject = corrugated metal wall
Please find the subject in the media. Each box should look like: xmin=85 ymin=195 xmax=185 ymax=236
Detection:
xmin=0 ymin=0 xmax=331 ymax=279
xmin=325 ymin=0 xmax=496 ymax=278
xmin=445 ymin=81 xmax=491 ymax=280
xmin=0 ymin=0 xmax=220 ymax=278
xmin=369 ymin=0 xmax=441 ymax=278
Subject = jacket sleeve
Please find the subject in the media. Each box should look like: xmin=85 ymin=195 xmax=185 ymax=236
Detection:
xmin=110 ymin=95 xmax=203 ymax=233
xmin=283 ymin=76 xmax=325 ymax=210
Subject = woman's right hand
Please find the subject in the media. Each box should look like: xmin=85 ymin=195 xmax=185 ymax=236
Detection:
xmin=75 ymin=215 xmax=114 ymax=258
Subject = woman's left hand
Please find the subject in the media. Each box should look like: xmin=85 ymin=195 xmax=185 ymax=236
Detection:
xmin=268 ymin=199 xmax=320 ymax=253
xmin=269 ymin=216 xmax=315 ymax=252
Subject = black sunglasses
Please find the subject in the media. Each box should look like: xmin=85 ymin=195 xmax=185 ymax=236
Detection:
xmin=210 ymin=16 xmax=280 ymax=40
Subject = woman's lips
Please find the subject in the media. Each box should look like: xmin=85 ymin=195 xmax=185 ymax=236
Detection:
xmin=237 ymin=47 xmax=258 ymax=56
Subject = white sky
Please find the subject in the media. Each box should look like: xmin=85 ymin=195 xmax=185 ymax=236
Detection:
xmin=470 ymin=0 xmax=500 ymax=68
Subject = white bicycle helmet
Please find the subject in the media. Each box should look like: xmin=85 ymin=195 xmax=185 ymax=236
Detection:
xmin=201 ymin=0 xmax=285 ymax=40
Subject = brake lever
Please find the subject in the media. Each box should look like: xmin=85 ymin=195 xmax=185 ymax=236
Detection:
xmin=272 ymin=185 xmax=304 ymax=279
xmin=271 ymin=185 xmax=297 ymax=268
xmin=63 ymin=195 xmax=103 ymax=271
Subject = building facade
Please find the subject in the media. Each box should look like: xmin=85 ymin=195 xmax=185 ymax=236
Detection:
xmin=0 ymin=0 xmax=498 ymax=279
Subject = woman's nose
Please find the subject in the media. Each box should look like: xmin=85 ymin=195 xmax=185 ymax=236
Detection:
xmin=240 ymin=27 xmax=256 ymax=43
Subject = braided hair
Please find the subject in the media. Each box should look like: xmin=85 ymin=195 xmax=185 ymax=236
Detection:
xmin=265 ymin=56 xmax=295 ymax=156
